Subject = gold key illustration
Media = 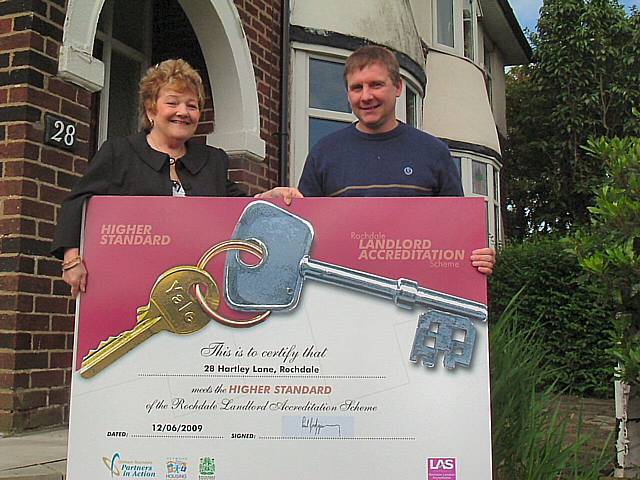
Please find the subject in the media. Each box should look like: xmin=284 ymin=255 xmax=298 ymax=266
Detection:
xmin=79 ymin=265 xmax=220 ymax=378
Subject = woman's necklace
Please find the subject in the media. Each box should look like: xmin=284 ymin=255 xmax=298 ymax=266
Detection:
xmin=146 ymin=134 xmax=186 ymax=159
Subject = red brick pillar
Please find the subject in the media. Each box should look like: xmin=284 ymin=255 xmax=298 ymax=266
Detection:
xmin=233 ymin=0 xmax=283 ymax=192
xmin=0 ymin=0 xmax=91 ymax=434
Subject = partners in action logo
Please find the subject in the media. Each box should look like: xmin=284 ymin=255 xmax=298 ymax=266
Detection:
xmin=102 ymin=452 xmax=157 ymax=478
xmin=103 ymin=452 xmax=121 ymax=477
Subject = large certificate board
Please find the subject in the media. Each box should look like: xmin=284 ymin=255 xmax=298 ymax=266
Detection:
xmin=67 ymin=197 xmax=491 ymax=479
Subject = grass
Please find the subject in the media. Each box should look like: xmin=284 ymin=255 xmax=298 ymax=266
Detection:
xmin=490 ymin=292 xmax=612 ymax=479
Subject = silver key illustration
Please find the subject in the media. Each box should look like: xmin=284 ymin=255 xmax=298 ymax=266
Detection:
xmin=224 ymin=201 xmax=487 ymax=322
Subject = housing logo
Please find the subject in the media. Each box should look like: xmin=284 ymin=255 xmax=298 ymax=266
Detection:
xmin=199 ymin=457 xmax=216 ymax=479
xmin=166 ymin=457 xmax=187 ymax=479
xmin=102 ymin=452 xmax=157 ymax=477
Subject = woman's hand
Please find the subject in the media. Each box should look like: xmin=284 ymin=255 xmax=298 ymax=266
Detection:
xmin=62 ymin=248 xmax=87 ymax=298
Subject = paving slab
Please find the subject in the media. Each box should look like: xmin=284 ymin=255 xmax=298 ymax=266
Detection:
xmin=0 ymin=428 xmax=67 ymax=480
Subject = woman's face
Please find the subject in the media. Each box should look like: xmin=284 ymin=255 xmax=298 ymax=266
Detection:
xmin=146 ymin=86 xmax=200 ymax=145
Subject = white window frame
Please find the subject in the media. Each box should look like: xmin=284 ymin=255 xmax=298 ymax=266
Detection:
xmin=432 ymin=0 xmax=481 ymax=63
xmin=290 ymin=43 xmax=424 ymax=186
xmin=452 ymin=151 xmax=502 ymax=248
xmin=95 ymin=0 xmax=152 ymax=146
xmin=432 ymin=0 xmax=463 ymax=54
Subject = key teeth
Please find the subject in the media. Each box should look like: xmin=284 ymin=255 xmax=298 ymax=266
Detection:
xmin=410 ymin=311 xmax=477 ymax=370
xmin=79 ymin=330 xmax=135 ymax=379
xmin=83 ymin=335 xmax=121 ymax=360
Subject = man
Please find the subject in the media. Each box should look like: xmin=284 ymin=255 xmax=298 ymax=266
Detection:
xmin=258 ymin=45 xmax=495 ymax=274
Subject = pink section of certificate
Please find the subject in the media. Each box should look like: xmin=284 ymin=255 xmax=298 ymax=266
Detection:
xmin=77 ymin=197 xmax=486 ymax=369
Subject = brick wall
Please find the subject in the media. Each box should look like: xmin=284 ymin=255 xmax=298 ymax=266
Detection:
xmin=0 ymin=0 xmax=82 ymax=434
xmin=0 ymin=0 xmax=284 ymax=435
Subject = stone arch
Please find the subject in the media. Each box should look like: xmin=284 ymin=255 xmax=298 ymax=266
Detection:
xmin=58 ymin=0 xmax=265 ymax=158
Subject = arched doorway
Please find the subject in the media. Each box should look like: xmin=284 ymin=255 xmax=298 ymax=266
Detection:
xmin=59 ymin=0 xmax=265 ymax=159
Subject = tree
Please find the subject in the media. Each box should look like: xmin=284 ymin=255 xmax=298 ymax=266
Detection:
xmin=502 ymin=0 xmax=640 ymax=240
xmin=572 ymin=131 xmax=640 ymax=475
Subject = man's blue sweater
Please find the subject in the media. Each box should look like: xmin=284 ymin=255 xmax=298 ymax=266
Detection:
xmin=298 ymin=122 xmax=463 ymax=197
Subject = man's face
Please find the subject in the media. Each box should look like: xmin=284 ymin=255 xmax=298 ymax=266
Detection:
xmin=346 ymin=62 xmax=402 ymax=134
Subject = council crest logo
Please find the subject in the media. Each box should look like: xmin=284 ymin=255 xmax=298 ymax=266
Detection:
xmin=199 ymin=457 xmax=216 ymax=479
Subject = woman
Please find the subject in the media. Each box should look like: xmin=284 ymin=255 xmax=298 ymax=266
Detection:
xmin=51 ymin=59 xmax=246 ymax=297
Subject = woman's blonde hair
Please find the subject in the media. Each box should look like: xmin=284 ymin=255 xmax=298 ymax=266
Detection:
xmin=138 ymin=59 xmax=205 ymax=131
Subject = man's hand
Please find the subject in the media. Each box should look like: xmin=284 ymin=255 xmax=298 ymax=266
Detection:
xmin=62 ymin=248 xmax=87 ymax=298
xmin=254 ymin=187 xmax=304 ymax=205
xmin=470 ymin=247 xmax=495 ymax=276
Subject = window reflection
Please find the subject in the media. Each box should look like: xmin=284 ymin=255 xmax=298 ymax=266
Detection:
xmin=406 ymin=87 xmax=418 ymax=127
xmin=437 ymin=0 xmax=455 ymax=47
xmin=472 ymin=160 xmax=488 ymax=195
xmin=107 ymin=51 xmax=141 ymax=140
xmin=452 ymin=156 xmax=462 ymax=179
xmin=463 ymin=0 xmax=475 ymax=60
xmin=309 ymin=58 xmax=350 ymax=113
xmin=494 ymin=204 xmax=500 ymax=246
xmin=309 ymin=118 xmax=350 ymax=150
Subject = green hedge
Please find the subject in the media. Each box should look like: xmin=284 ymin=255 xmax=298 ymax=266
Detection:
xmin=488 ymin=237 xmax=615 ymax=398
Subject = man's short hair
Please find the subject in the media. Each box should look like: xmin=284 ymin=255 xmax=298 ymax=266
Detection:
xmin=343 ymin=45 xmax=402 ymax=88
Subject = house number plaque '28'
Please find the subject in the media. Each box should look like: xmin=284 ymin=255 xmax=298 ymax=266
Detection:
xmin=44 ymin=113 xmax=77 ymax=152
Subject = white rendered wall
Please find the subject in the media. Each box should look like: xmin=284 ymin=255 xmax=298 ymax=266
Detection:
xmin=407 ymin=0 xmax=433 ymax=47
xmin=290 ymin=0 xmax=425 ymax=67
xmin=424 ymin=52 xmax=501 ymax=154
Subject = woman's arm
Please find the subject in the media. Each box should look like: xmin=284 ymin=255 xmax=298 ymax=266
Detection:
xmin=52 ymin=139 xmax=117 ymax=297
xmin=62 ymin=247 xmax=87 ymax=298
xmin=51 ymin=140 xmax=115 ymax=259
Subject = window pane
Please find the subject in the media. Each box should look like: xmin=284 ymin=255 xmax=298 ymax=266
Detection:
xmin=494 ymin=204 xmax=500 ymax=244
xmin=406 ymin=87 xmax=418 ymax=127
xmin=309 ymin=118 xmax=350 ymax=150
xmin=493 ymin=168 xmax=499 ymax=201
xmin=112 ymin=0 xmax=147 ymax=51
xmin=463 ymin=0 xmax=474 ymax=59
xmin=472 ymin=160 xmax=488 ymax=195
xmin=97 ymin=0 xmax=109 ymax=34
xmin=107 ymin=51 xmax=142 ymax=140
xmin=437 ymin=0 xmax=454 ymax=47
xmin=485 ymin=201 xmax=490 ymax=246
xmin=309 ymin=58 xmax=350 ymax=113
xmin=484 ymin=43 xmax=493 ymax=105
xmin=484 ymin=44 xmax=492 ymax=75
xmin=451 ymin=156 xmax=462 ymax=179
xmin=93 ymin=38 xmax=103 ymax=60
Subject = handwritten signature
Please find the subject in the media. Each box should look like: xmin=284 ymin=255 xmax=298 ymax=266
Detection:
xmin=301 ymin=416 xmax=342 ymax=437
